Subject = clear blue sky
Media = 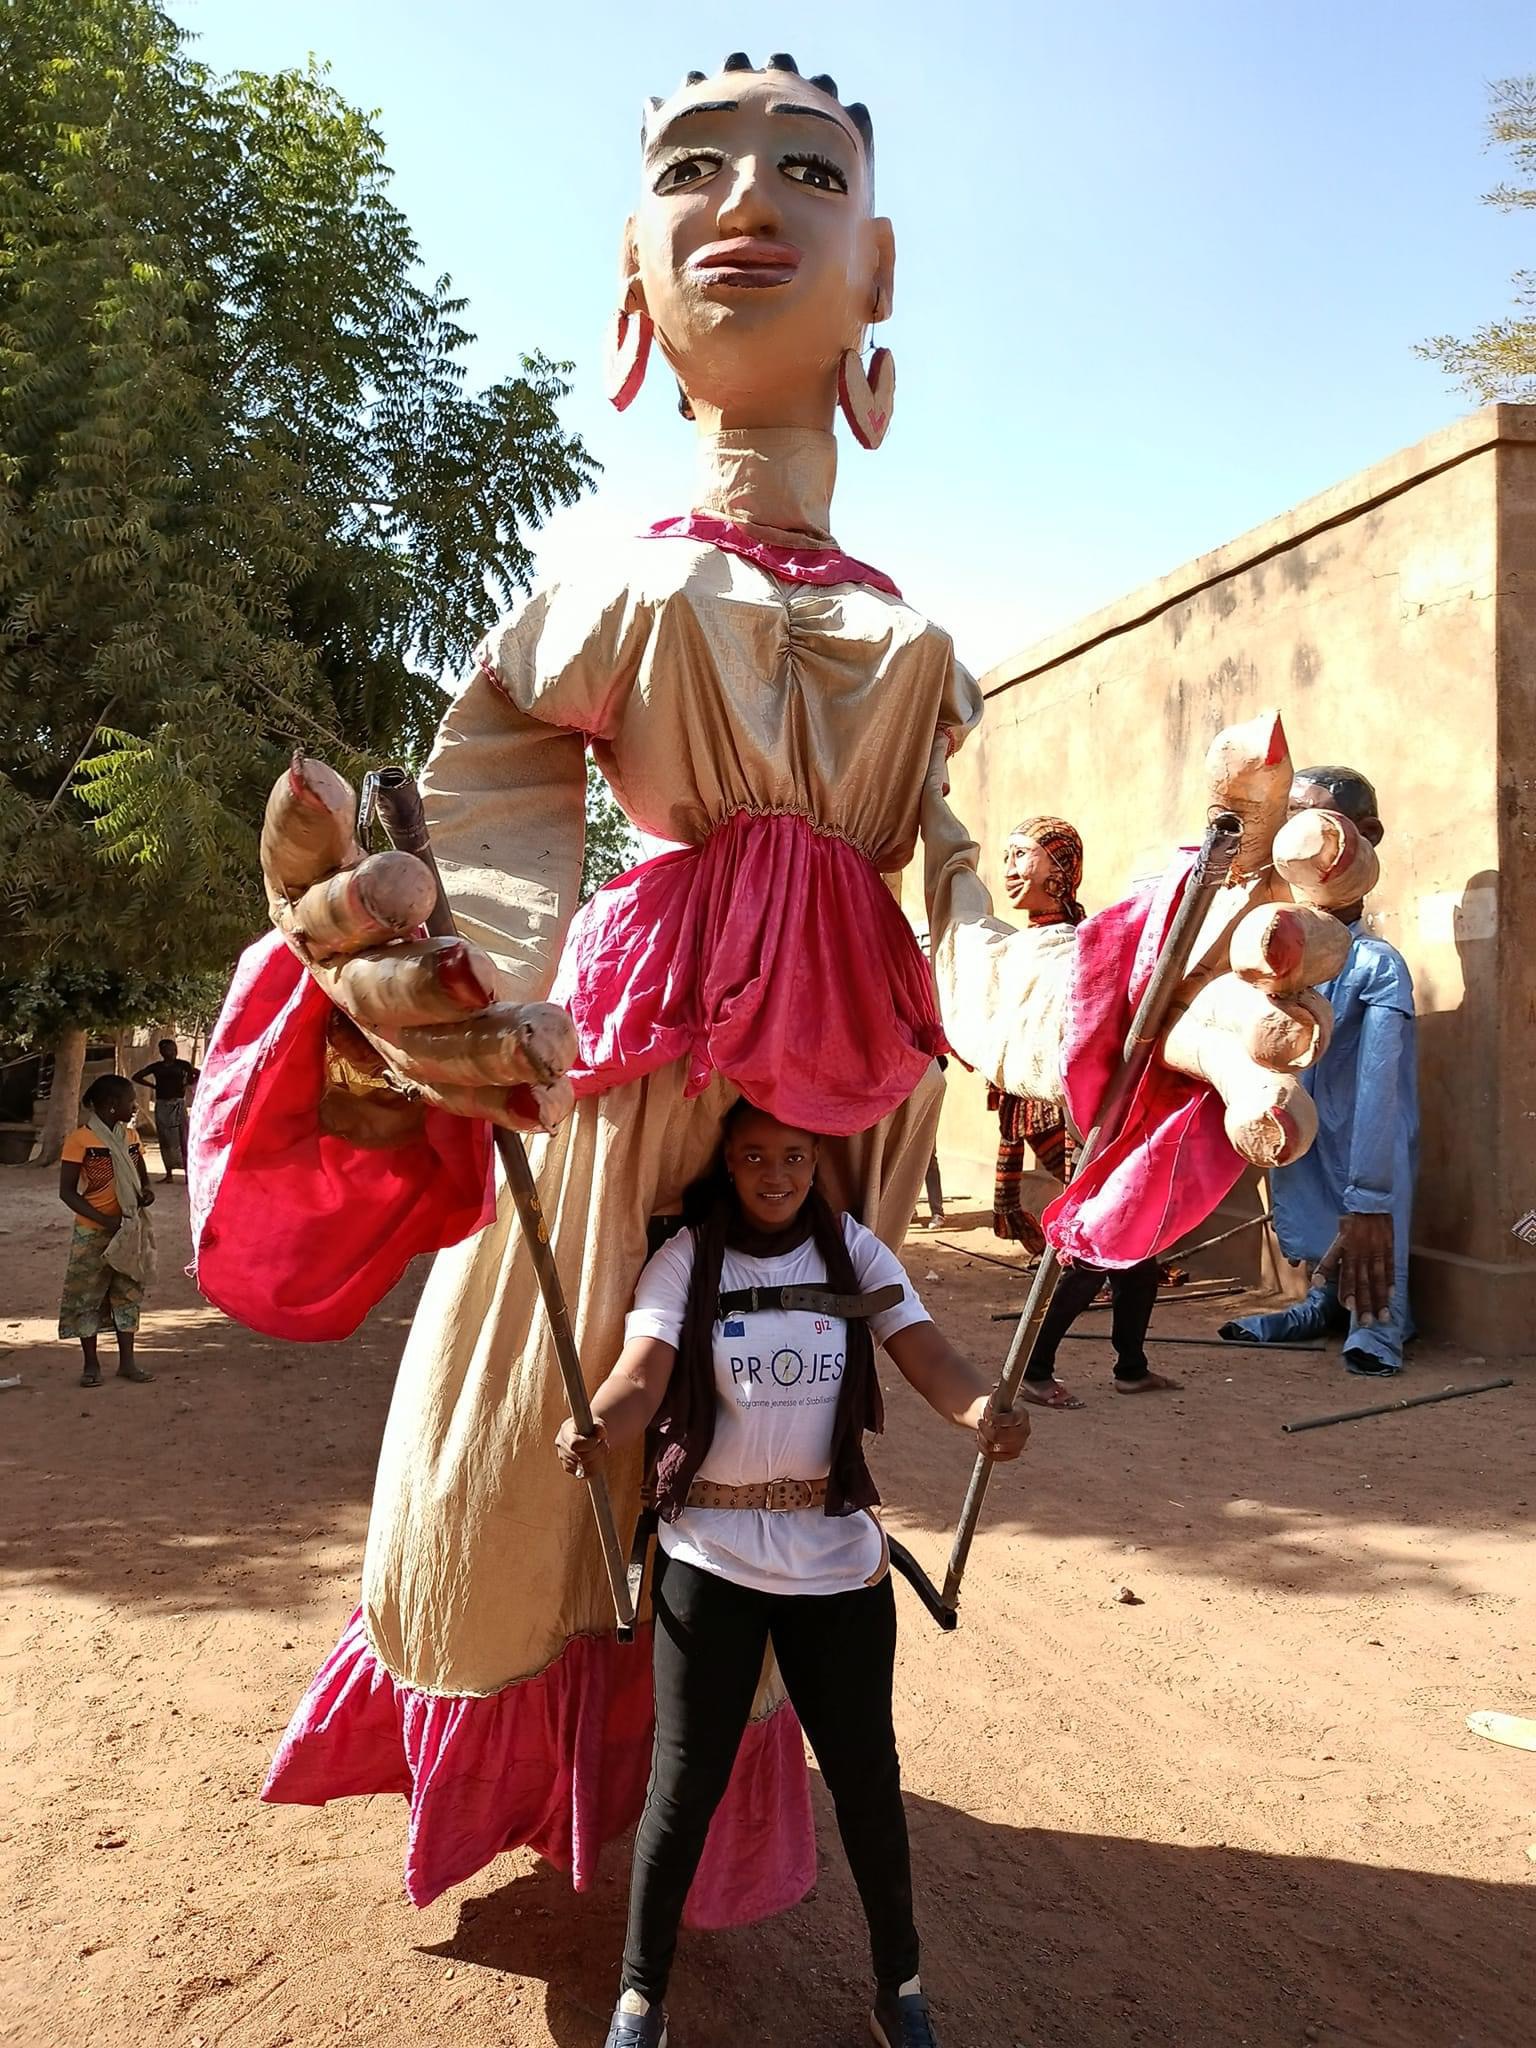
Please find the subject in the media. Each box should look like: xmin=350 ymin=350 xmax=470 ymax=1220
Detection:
xmin=187 ymin=0 xmax=1532 ymax=674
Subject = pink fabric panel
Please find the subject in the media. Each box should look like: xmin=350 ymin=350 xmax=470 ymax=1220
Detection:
xmin=188 ymin=931 xmax=494 ymax=1341
xmin=643 ymin=512 xmax=903 ymax=597
xmin=553 ymin=812 xmax=945 ymax=1137
xmin=1043 ymin=854 xmax=1243 ymax=1268
xmin=263 ymin=1609 xmax=817 ymax=1924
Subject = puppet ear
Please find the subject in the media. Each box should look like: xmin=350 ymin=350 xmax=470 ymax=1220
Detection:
xmin=618 ymin=218 xmax=645 ymax=315
xmin=870 ymin=217 xmax=896 ymax=325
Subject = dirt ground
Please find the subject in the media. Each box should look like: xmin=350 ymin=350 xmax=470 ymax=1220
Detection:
xmin=2 ymin=1157 xmax=1533 ymax=2048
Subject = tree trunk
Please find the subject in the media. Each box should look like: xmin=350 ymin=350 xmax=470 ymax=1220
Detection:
xmin=35 ymin=1022 xmax=87 ymax=1166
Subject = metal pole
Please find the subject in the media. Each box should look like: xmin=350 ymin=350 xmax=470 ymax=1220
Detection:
xmin=939 ymin=811 xmax=1245 ymax=1617
xmin=369 ymin=767 xmax=636 ymax=1639
xmin=1281 ymin=1378 xmax=1513 ymax=1434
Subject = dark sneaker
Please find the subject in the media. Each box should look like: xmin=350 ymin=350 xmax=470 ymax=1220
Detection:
xmin=871 ymin=1979 xmax=940 ymax=2047
xmin=604 ymin=1991 xmax=668 ymax=2047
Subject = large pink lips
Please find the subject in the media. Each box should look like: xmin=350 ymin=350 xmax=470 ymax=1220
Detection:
xmin=688 ymin=237 xmax=802 ymax=289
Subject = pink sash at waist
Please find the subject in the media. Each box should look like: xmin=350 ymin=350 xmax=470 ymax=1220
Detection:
xmin=552 ymin=811 xmax=944 ymax=1137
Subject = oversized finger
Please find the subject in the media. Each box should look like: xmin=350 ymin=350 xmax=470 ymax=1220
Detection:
xmin=261 ymin=752 xmax=360 ymax=900
xmin=1228 ymin=901 xmax=1352 ymax=995
xmin=318 ymin=1083 xmax=428 ymax=1149
xmin=1249 ymin=988 xmax=1334 ymax=1072
xmin=281 ymin=851 xmax=437 ymax=958
xmin=1223 ymin=1070 xmax=1319 ymax=1167
xmin=393 ymin=1003 xmax=577 ymax=1089
xmin=1205 ymin=710 xmax=1293 ymax=876
xmin=330 ymin=937 xmax=500 ymax=1029
xmin=1274 ymin=808 xmax=1380 ymax=910
xmin=410 ymin=1074 xmax=575 ymax=1135
xmin=1165 ymin=976 xmax=1330 ymax=1081
xmin=1162 ymin=982 xmax=1320 ymax=1164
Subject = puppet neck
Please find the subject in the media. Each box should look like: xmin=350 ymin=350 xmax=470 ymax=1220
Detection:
xmin=692 ymin=428 xmax=838 ymax=551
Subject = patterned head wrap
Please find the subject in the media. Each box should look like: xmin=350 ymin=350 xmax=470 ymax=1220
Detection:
xmin=1005 ymin=816 xmax=1086 ymax=925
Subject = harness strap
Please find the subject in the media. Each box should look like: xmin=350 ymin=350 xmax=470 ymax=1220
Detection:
xmin=716 ymin=1281 xmax=903 ymax=1321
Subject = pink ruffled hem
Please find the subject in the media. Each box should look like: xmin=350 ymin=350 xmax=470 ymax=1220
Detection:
xmin=262 ymin=1609 xmax=816 ymax=1925
xmin=552 ymin=811 xmax=944 ymax=1138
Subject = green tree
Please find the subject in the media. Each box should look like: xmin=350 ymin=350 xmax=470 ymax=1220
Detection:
xmin=1417 ymin=75 xmax=1536 ymax=401
xmin=0 ymin=0 xmax=596 ymax=1153
xmin=580 ymin=756 xmax=639 ymax=903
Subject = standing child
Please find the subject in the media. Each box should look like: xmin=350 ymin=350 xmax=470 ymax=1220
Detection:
xmin=57 ymin=1075 xmax=157 ymax=1388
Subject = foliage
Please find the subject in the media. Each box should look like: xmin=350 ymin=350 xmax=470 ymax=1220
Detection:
xmin=0 ymin=962 xmax=228 ymax=1048
xmin=0 ymin=0 xmax=597 ymax=1035
xmin=1417 ymin=76 xmax=1536 ymax=402
xmin=580 ymin=754 xmax=639 ymax=902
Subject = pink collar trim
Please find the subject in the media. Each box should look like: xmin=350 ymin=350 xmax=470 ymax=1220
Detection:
xmin=643 ymin=512 xmax=902 ymax=599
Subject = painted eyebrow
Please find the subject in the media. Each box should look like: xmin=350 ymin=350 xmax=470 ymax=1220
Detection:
xmin=648 ymin=97 xmax=857 ymax=159
xmin=767 ymin=101 xmax=847 ymax=128
xmin=645 ymin=101 xmax=738 ymax=156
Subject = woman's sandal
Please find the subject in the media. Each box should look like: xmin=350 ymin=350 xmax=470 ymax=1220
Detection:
xmin=1019 ymin=1379 xmax=1085 ymax=1410
xmin=116 ymin=1362 xmax=155 ymax=1383
xmin=80 ymin=1367 xmax=101 ymax=1388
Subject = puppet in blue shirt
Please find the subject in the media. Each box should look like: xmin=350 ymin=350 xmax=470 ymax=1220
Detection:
xmin=1221 ymin=765 xmax=1418 ymax=1375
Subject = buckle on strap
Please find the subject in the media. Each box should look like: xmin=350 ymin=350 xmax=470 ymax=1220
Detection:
xmin=765 ymin=1477 xmax=815 ymax=1512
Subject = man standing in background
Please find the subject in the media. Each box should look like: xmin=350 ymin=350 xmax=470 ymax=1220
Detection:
xmin=1220 ymin=766 xmax=1418 ymax=1375
xmin=132 ymin=1039 xmax=200 ymax=1185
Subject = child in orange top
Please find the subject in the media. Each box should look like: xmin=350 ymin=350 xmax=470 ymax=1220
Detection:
xmin=58 ymin=1075 xmax=155 ymax=1388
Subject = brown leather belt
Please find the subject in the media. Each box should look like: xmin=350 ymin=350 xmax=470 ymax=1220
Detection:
xmin=683 ymin=1475 xmax=830 ymax=1513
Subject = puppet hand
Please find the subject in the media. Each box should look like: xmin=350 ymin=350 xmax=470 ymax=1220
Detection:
xmin=1153 ymin=713 xmax=1373 ymax=1168
xmin=1318 ymin=1212 xmax=1394 ymax=1325
xmin=260 ymin=753 xmax=576 ymax=1138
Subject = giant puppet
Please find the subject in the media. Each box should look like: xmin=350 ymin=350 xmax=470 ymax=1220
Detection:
xmin=191 ymin=54 xmax=1381 ymax=1922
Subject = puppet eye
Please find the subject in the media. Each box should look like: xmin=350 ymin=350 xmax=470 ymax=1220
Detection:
xmin=653 ymin=151 xmax=722 ymax=195
xmin=781 ymin=152 xmax=849 ymax=194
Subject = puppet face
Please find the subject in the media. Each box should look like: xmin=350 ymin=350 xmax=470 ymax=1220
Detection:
xmin=628 ymin=68 xmax=893 ymax=426
xmin=725 ymin=1108 xmax=820 ymax=1229
xmin=1004 ymin=839 xmax=1063 ymax=915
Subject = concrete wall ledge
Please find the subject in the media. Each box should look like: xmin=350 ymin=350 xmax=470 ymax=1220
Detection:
xmin=983 ymin=404 xmax=1536 ymax=699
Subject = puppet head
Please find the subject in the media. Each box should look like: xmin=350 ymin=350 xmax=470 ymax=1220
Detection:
xmin=616 ymin=54 xmax=895 ymax=436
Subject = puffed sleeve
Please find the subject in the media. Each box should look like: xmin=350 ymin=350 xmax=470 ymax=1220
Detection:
xmin=421 ymin=579 xmax=656 ymax=1005
xmin=920 ymin=671 xmax=1074 ymax=1104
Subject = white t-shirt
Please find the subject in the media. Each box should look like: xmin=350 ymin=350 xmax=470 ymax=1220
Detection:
xmin=625 ymin=1216 xmax=931 ymax=1597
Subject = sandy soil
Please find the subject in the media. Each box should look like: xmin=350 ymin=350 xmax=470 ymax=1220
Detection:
xmin=2 ymin=1159 xmax=1533 ymax=2048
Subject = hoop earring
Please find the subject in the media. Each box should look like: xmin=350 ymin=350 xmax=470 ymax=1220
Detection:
xmin=605 ymin=304 xmax=652 ymax=412
xmin=837 ymin=343 xmax=895 ymax=449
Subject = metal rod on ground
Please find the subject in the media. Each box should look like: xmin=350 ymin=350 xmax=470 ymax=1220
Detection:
xmin=1281 ymin=1378 xmax=1513 ymax=1434
xmin=1174 ymin=1211 xmax=1272 ymax=1260
xmin=939 ymin=811 xmax=1246 ymax=1620
xmin=1054 ymin=1331 xmax=1327 ymax=1351
xmin=369 ymin=766 xmax=637 ymax=1640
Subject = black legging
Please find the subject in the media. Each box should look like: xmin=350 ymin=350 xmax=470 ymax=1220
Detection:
xmin=1024 ymin=1257 xmax=1160 ymax=1383
xmin=622 ymin=1551 xmax=918 ymax=2002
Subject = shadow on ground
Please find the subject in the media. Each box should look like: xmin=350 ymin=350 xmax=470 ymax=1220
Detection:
xmin=426 ymin=1792 xmax=1532 ymax=2047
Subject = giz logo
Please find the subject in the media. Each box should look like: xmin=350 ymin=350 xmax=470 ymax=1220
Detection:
xmin=814 ymin=1317 xmax=832 ymax=1335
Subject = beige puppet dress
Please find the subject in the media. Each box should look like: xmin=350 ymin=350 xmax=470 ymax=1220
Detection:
xmin=197 ymin=429 xmax=981 ymax=1922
